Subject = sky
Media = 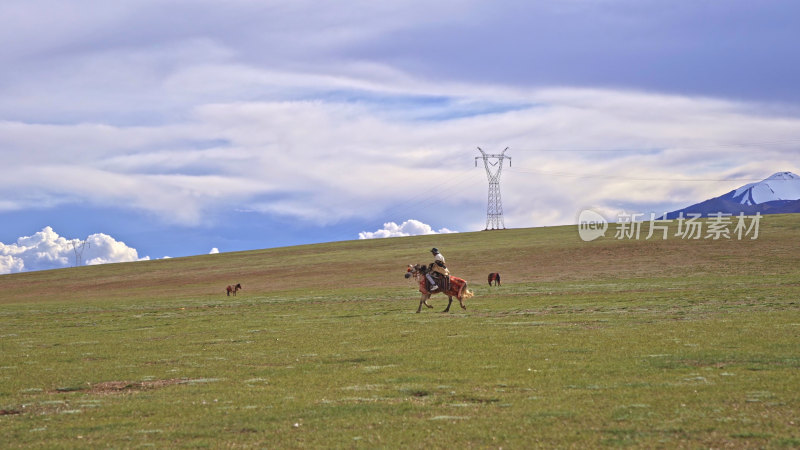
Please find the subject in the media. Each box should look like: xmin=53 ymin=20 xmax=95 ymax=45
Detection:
xmin=2 ymin=0 xmax=800 ymax=273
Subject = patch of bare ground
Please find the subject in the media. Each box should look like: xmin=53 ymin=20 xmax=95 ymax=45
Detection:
xmin=1 ymin=379 xmax=195 ymax=417
xmin=88 ymin=378 xmax=188 ymax=394
xmin=0 ymin=378 xmax=193 ymax=416
xmin=42 ymin=378 xmax=191 ymax=396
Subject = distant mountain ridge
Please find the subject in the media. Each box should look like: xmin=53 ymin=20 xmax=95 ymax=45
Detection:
xmin=664 ymin=171 xmax=800 ymax=219
xmin=730 ymin=171 xmax=800 ymax=205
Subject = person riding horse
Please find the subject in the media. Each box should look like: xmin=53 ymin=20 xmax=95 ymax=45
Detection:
xmin=426 ymin=247 xmax=450 ymax=291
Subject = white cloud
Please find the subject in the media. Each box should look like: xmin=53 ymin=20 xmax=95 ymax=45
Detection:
xmin=84 ymin=232 xmax=148 ymax=266
xmin=1 ymin=87 xmax=799 ymax=233
xmin=0 ymin=254 xmax=24 ymax=274
xmin=0 ymin=226 xmax=149 ymax=274
xmin=359 ymin=219 xmax=457 ymax=239
xmin=209 ymin=247 xmax=219 ymax=254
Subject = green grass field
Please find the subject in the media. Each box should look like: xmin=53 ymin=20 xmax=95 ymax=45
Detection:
xmin=1 ymin=215 xmax=799 ymax=448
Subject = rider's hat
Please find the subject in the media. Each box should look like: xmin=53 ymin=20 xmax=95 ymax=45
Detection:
xmin=430 ymin=247 xmax=439 ymax=254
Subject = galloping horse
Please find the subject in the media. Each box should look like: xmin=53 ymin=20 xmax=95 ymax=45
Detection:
xmin=405 ymin=264 xmax=474 ymax=313
xmin=488 ymin=272 xmax=501 ymax=286
xmin=226 ymin=283 xmax=242 ymax=296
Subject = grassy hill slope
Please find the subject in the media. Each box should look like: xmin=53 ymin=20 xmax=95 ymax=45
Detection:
xmin=3 ymin=213 xmax=798 ymax=305
xmin=1 ymin=215 xmax=799 ymax=447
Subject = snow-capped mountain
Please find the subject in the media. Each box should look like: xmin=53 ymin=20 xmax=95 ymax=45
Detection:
xmin=664 ymin=171 xmax=800 ymax=219
xmin=729 ymin=171 xmax=800 ymax=205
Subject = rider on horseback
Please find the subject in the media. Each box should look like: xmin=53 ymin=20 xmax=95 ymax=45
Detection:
xmin=426 ymin=247 xmax=449 ymax=291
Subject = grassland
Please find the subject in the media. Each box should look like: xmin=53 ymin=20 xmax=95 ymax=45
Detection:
xmin=1 ymin=214 xmax=799 ymax=448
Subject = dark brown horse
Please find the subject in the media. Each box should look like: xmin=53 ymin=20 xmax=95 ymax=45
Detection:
xmin=226 ymin=283 xmax=242 ymax=296
xmin=488 ymin=272 xmax=501 ymax=286
xmin=405 ymin=264 xmax=473 ymax=313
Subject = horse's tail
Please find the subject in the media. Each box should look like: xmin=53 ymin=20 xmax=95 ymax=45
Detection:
xmin=460 ymin=281 xmax=474 ymax=300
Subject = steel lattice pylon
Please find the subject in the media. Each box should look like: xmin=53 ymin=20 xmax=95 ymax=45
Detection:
xmin=475 ymin=147 xmax=511 ymax=230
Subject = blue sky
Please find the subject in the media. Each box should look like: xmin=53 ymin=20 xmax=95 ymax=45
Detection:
xmin=2 ymin=0 xmax=800 ymax=272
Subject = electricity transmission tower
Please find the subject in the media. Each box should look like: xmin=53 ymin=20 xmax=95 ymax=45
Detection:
xmin=71 ymin=239 xmax=90 ymax=267
xmin=475 ymin=147 xmax=511 ymax=230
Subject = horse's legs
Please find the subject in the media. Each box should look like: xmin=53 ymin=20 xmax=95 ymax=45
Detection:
xmin=417 ymin=294 xmax=433 ymax=313
xmin=443 ymin=296 xmax=453 ymax=313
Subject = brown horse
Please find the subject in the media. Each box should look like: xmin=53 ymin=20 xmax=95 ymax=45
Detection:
xmin=488 ymin=272 xmax=501 ymax=286
xmin=226 ymin=283 xmax=242 ymax=296
xmin=405 ymin=264 xmax=473 ymax=313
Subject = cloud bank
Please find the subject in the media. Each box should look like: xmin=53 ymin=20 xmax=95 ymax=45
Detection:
xmin=2 ymin=89 xmax=799 ymax=234
xmin=0 ymin=227 xmax=148 ymax=274
xmin=359 ymin=219 xmax=457 ymax=239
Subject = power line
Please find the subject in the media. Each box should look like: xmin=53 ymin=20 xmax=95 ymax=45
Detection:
xmin=507 ymin=167 xmax=764 ymax=182
xmin=510 ymin=138 xmax=800 ymax=153
xmin=511 ymin=148 xmax=661 ymax=153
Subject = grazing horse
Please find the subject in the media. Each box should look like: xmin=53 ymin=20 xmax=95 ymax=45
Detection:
xmin=405 ymin=264 xmax=474 ymax=313
xmin=488 ymin=272 xmax=501 ymax=286
xmin=226 ymin=283 xmax=242 ymax=296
